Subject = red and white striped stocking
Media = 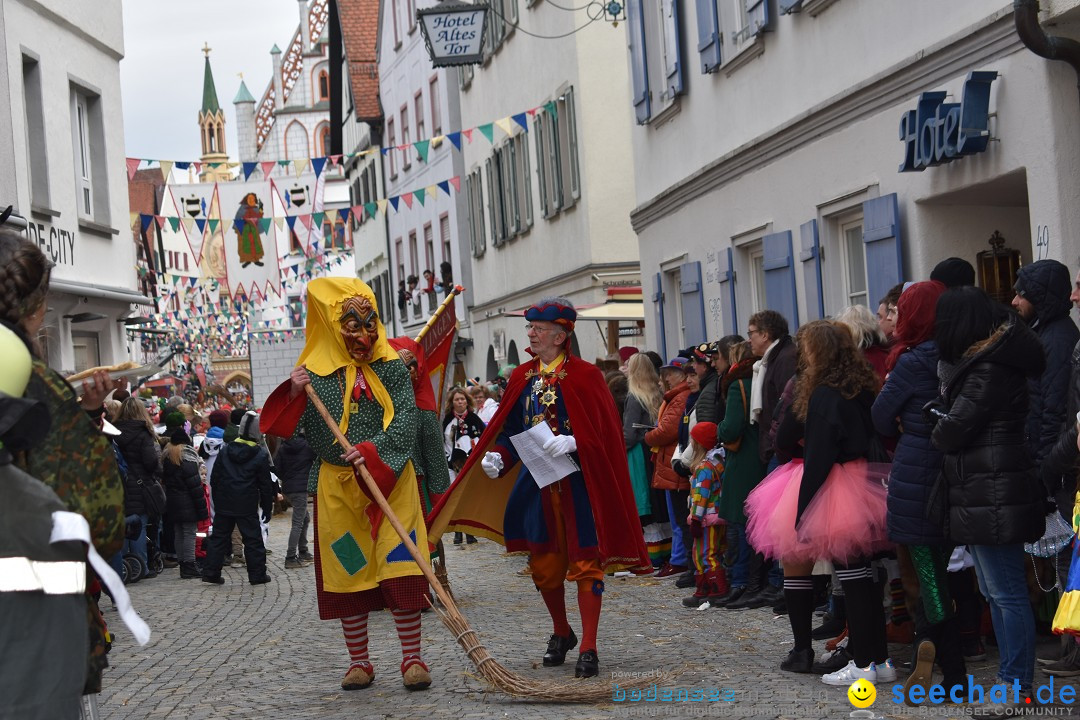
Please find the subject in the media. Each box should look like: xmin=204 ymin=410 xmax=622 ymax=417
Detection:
xmin=392 ymin=609 xmax=426 ymax=672
xmin=340 ymin=614 xmax=372 ymax=672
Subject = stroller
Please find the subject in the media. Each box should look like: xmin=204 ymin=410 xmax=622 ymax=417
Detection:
xmin=120 ymin=514 xmax=164 ymax=584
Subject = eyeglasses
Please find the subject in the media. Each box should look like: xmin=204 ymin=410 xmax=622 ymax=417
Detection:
xmin=525 ymin=324 xmax=557 ymax=334
xmin=747 ymin=328 xmax=762 ymax=338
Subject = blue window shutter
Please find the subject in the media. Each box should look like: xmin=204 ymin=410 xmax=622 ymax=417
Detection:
xmin=763 ymin=230 xmax=799 ymax=329
xmin=627 ymin=0 xmax=651 ymax=124
xmin=779 ymin=0 xmax=803 ymax=13
xmin=663 ymin=0 xmax=685 ymax=97
xmin=695 ymin=0 xmax=721 ymax=73
xmin=717 ymin=247 xmax=738 ymax=334
xmin=652 ymin=271 xmax=667 ymax=356
xmin=863 ymin=194 xmax=904 ymax=310
xmin=745 ymin=0 xmax=771 ymax=36
xmin=680 ymin=261 xmax=707 ymax=346
xmin=799 ymin=219 xmax=824 ymax=322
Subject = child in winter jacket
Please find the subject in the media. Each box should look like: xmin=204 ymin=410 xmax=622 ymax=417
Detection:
xmin=681 ymin=422 xmax=728 ymax=608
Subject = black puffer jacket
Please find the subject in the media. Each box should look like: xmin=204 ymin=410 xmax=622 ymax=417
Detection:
xmin=931 ymin=320 xmax=1046 ymax=545
xmin=1043 ymin=339 xmax=1080 ymax=518
xmin=163 ymin=446 xmax=208 ymax=523
xmin=1015 ymin=260 xmax=1080 ymax=470
xmin=273 ymin=436 xmax=316 ymax=495
xmin=210 ymin=440 xmax=275 ymax=519
xmin=113 ymin=419 xmax=162 ymax=516
xmin=694 ymin=368 xmax=720 ymax=424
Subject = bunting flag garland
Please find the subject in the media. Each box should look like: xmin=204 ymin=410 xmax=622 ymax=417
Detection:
xmin=124 ymin=99 xmax=563 ymax=182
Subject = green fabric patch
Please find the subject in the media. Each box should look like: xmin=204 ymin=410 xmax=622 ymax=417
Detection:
xmin=330 ymin=532 xmax=367 ymax=575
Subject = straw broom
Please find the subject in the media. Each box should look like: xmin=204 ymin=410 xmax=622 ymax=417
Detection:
xmin=304 ymin=383 xmax=636 ymax=702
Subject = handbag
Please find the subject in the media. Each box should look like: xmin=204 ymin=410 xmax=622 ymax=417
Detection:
xmin=1025 ymin=510 xmax=1076 ymax=558
xmin=722 ymin=381 xmax=748 ymax=453
xmin=139 ymin=476 xmax=166 ymax=516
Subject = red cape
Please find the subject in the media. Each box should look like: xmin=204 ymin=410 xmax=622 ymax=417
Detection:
xmin=427 ymin=354 xmax=652 ymax=574
xmin=388 ymin=336 xmax=438 ymax=413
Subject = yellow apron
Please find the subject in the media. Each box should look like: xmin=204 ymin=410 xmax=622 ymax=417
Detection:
xmin=317 ymin=459 xmax=428 ymax=593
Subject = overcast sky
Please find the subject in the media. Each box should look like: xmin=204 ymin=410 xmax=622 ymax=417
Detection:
xmin=121 ymin=1 xmax=303 ymax=163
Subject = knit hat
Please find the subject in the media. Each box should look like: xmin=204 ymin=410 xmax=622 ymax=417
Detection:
xmin=170 ymin=429 xmax=192 ymax=446
xmin=163 ymin=411 xmax=186 ymax=433
xmin=617 ymin=346 xmax=639 ymax=363
xmin=930 ymin=258 xmax=975 ymax=289
xmin=209 ymin=409 xmax=229 ymax=428
xmin=229 ymin=407 xmax=248 ymax=426
xmin=238 ymin=410 xmax=262 ymax=443
xmin=690 ymin=422 xmax=718 ymax=450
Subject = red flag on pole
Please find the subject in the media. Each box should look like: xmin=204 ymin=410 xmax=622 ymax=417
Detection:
xmin=420 ymin=297 xmax=457 ymax=413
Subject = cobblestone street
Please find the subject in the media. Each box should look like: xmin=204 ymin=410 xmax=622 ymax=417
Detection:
xmin=97 ymin=510 xmax=1068 ymax=719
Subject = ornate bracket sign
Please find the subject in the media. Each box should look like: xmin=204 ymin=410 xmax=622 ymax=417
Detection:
xmin=899 ymin=70 xmax=998 ymax=172
xmin=417 ymin=2 xmax=490 ymax=67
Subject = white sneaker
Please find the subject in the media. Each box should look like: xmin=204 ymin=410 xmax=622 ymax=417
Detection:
xmin=875 ymin=658 xmax=897 ymax=683
xmin=822 ymin=660 xmax=877 ymax=686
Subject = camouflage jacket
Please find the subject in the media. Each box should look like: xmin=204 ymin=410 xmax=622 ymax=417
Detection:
xmin=19 ymin=361 xmax=126 ymax=558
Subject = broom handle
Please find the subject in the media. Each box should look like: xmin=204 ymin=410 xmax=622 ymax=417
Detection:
xmin=303 ymin=384 xmax=454 ymax=609
xmin=414 ymin=285 xmax=464 ymax=345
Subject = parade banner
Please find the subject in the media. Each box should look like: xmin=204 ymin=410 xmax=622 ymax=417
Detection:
xmin=156 ymin=188 xmax=200 ymax=282
xmin=171 ymin=182 xmax=226 ymax=279
xmin=420 ymin=296 xmax=458 ymax=414
xmin=217 ymin=179 xmax=281 ymax=299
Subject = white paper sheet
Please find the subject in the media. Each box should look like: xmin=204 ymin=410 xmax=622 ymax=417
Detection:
xmin=508 ymin=422 xmax=579 ymax=489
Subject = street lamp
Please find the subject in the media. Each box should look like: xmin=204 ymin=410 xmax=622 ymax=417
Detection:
xmin=417 ymin=1 xmax=490 ymax=67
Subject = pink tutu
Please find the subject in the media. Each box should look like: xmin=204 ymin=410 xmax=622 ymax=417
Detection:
xmin=744 ymin=459 xmax=892 ymax=563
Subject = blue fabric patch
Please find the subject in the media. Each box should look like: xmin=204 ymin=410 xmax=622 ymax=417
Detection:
xmin=386 ymin=530 xmax=418 ymax=564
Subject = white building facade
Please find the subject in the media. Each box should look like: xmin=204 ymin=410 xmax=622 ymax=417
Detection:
xmin=0 ymin=0 xmax=145 ymax=373
xmin=378 ymin=0 xmax=472 ymax=345
xmin=457 ymin=1 xmax=641 ymax=381
xmin=625 ymin=0 xmax=1080 ymax=357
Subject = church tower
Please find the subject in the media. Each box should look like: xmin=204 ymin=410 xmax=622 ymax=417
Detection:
xmin=198 ymin=44 xmax=231 ymax=182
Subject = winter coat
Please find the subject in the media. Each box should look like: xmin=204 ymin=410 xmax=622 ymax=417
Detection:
xmin=864 ymin=344 xmax=890 ymax=384
xmin=442 ymin=411 xmax=485 ymax=459
xmin=273 ymin=435 xmax=316 ymax=495
xmin=715 ymin=363 xmax=764 ymax=525
xmin=757 ymin=335 xmax=798 ymax=464
xmin=1015 ymin=260 xmax=1080 ymax=471
xmin=622 ymin=393 xmax=653 ymax=451
xmin=163 ymin=446 xmax=208 ymax=523
xmin=210 ymin=439 xmax=275 ymax=519
xmin=113 ymin=419 xmax=162 ymax=517
xmin=873 ymin=340 xmax=945 ymax=544
xmin=930 ymin=321 xmax=1047 ymax=545
xmin=1043 ymin=338 xmax=1080 ymax=516
xmin=694 ymin=369 xmax=720 ymax=424
xmin=645 ymin=382 xmax=690 ymax=491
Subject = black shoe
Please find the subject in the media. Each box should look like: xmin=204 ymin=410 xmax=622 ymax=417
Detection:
xmin=250 ymin=574 xmax=272 ymax=585
xmin=772 ymin=597 xmax=788 ymax=615
xmin=465 ymin=535 xmax=478 ymax=544
xmin=682 ymin=593 xmax=708 ymax=608
xmin=542 ymin=630 xmax=578 ymax=666
xmin=575 ymin=650 xmax=599 ymax=678
xmin=711 ymin=586 xmax=745 ymax=608
xmin=780 ymin=648 xmax=815 ymax=673
xmin=202 ymin=574 xmax=224 ymax=585
xmin=674 ymin=570 xmax=696 ymax=589
xmin=179 ymin=562 xmax=201 ymax=579
xmin=453 ymin=532 xmax=463 ymax=545
xmin=812 ymin=616 xmax=847 ymax=640
xmin=725 ymin=586 xmax=763 ymax=610
xmin=811 ymin=647 xmax=852 ymax=674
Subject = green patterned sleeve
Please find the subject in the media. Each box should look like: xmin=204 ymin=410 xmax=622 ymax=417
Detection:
xmin=417 ymin=408 xmax=451 ymax=495
xmin=367 ymin=360 xmax=418 ymax=476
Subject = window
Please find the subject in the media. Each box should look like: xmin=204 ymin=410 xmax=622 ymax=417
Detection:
xmin=401 ymin=105 xmax=411 ymax=170
xmin=387 ymin=118 xmax=397 ymax=179
xmin=395 ymin=238 xmax=404 ymax=282
xmin=717 ymin=0 xmax=770 ymax=65
xmin=558 ymin=88 xmax=581 ymax=203
xmin=429 ymin=76 xmax=441 ymax=135
xmin=23 ymin=55 xmax=49 ymax=208
xmin=514 ymin=132 xmax=533 ymax=230
xmin=440 ymin=213 xmax=451 ymax=263
xmin=466 ymin=168 xmax=486 ymax=257
xmin=750 ymin=250 xmax=767 ymax=313
xmin=534 ymin=112 xmax=549 ymax=217
xmin=71 ymin=86 xmax=107 ymax=223
xmin=534 ymin=88 xmax=579 ymax=219
xmin=459 ymin=63 xmax=473 ymax=90
xmin=840 ymin=216 xmax=868 ymax=307
xmin=317 ymin=69 xmax=330 ymax=101
xmin=392 ymin=0 xmax=401 ymax=46
xmin=424 ymin=222 xmax=434 ymax=273
xmin=414 ymin=91 xmax=425 ymax=159
xmin=318 ymin=124 xmax=330 ymax=156
xmin=72 ymin=332 xmax=101 ymax=375
xmin=408 ymin=0 xmax=417 ymax=32
xmin=408 ymin=230 xmax=418 ymax=277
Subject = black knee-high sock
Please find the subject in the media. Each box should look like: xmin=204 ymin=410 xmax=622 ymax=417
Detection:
xmin=785 ymin=575 xmax=815 ymax=652
xmin=838 ymin=563 xmax=887 ymax=667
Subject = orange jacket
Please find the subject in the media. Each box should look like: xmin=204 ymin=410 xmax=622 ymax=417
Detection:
xmin=644 ymin=383 xmax=690 ymax=491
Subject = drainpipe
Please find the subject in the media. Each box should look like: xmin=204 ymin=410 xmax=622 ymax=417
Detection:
xmin=1014 ymin=0 xmax=1080 ymax=105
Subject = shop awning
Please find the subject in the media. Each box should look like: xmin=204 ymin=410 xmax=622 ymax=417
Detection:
xmin=576 ymin=302 xmax=645 ymax=322
xmin=50 ymin=279 xmax=154 ymax=306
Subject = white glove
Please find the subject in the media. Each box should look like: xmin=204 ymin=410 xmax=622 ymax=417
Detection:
xmin=481 ymin=452 xmax=504 ymax=479
xmin=542 ymin=434 xmax=577 ymax=458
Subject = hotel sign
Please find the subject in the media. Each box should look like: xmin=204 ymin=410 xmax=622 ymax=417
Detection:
xmin=899 ymin=71 xmax=997 ymax=172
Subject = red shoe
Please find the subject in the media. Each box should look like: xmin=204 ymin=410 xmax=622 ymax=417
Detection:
xmin=655 ymin=562 xmax=687 ymax=578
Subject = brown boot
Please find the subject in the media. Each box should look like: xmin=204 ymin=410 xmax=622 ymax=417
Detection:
xmin=341 ymin=663 xmax=374 ymax=690
xmin=402 ymin=660 xmax=431 ymax=690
